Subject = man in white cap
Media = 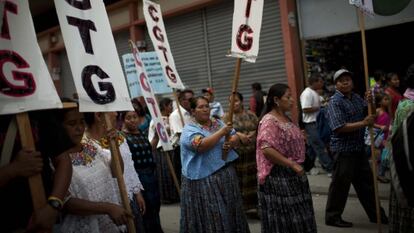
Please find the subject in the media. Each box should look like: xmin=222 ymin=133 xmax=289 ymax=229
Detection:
xmin=325 ymin=69 xmax=388 ymax=228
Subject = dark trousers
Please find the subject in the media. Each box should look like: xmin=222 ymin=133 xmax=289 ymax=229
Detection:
xmin=325 ymin=151 xmax=385 ymax=222
xmin=137 ymin=168 xmax=164 ymax=233
xmin=173 ymin=146 xmax=182 ymax=185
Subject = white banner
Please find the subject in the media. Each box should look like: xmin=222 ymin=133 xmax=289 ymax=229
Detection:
xmin=350 ymin=0 xmax=374 ymax=15
xmin=230 ymin=0 xmax=264 ymax=63
xmin=143 ymin=0 xmax=185 ymax=89
xmin=55 ymin=0 xmax=133 ymax=112
xmin=0 ymin=0 xmax=62 ymax=115
xmin=130 ymin=43 xmax=173 ymax=151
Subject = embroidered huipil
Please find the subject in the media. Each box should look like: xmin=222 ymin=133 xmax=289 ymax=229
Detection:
xmin=180 ymin=118 xmax=238 ymax=180
xmin=256 ymin=114 xmax=305 ymax=184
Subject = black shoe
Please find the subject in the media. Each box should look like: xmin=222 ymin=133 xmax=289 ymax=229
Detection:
xmin=326 ymin=219 xmax=353 ymax=228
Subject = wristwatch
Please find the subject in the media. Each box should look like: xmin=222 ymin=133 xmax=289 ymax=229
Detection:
xmin=47 ymin=199 xmax=62 ymax=211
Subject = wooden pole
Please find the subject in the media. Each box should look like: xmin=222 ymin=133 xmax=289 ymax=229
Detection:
xmin=162 ymin=151 xmax=181 ymax=194
xmin=1 ymin=117 xmax=17 ymax=167
xmin=103 ymin=113 xmax=136 ymax=233
xmin=172 ymin=89 xmax=185 ymax=127
xmin=358 ymin=9 xmax=382 ymax=233
xmin=223 ymin=58 xmax=242 ymax=160
xmin=15 ymin=112 xmax=47 ymax=210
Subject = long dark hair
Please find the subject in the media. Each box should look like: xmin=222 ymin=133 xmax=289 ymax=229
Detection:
xmin=37 ymin=100 xmax=78 ymax=160
xmin=260 ymin=83 xmax=289 ymax=119
xmin=159 ymin=97 xmax=173 ymax=112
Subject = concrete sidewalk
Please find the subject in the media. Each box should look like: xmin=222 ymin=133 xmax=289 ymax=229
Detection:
xmin=307 ymin=168 xmax=391 ymax=200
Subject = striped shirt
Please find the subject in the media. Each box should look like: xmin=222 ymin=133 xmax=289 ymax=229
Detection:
xmin=327 ymin=90 xmax=367 ymax=153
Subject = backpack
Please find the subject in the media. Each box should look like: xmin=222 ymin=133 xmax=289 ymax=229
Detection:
xmin=391 ymin=110 xmax=414 ymax=207
xmin=317 ymin=107 xmax=331 ymax=145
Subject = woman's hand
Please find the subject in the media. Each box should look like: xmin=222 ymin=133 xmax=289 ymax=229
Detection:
xmin=106 ymin=128 xmax=118 ymax=141
xmin=135 ymin=192 xmax=146 ymax=215
xmin=365 ymin=90 xmax=373 ymax=103
xmin=218 ymin=123 xmax=232 ymax=137
xmin=12 ymin=149 xmax=43 ymax=178
xmin=104 ymin=203 xmax=133 ymax=226
xmin=222 ymin=141 xmax=231 ymax=152
xmin=290 ymin=161 xmax=305 ymax=176
xmin=237 ymin=133 xmax=251 ymax=145
xmin=27 ymin=205 xmax=58 ymax=233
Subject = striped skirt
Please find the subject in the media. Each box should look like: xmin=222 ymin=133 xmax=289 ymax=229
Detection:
xmin=258 ymin=165 xmax=317 ymax=233
xmin=154 ymin=150 xmax=180 ymax=203
xmin=180 ymin=165 xmax=250 ymax=233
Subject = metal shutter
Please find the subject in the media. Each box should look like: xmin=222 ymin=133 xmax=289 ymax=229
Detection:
xmin=142 ymin=0 xmax=286 ymax=109
xmin=145 ymin=10 xmax=210 ymax=93
xmin=113 ymin=29 xmax=131 ymax=79
xmin=205 ymin=0 xmax=286 ymax=110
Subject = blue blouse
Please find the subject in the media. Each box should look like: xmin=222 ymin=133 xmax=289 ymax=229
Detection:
xmin=180 ymin=118 xmax=238 ymax=180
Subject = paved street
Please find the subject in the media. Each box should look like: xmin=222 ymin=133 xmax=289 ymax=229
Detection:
xmin=159 ymin=171 xmax=390 ymax=233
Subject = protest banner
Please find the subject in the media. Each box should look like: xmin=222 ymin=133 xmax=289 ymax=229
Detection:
xmin=54 ymin=0 xmax=135 ymax=231
xmin=129 ymin=42 xmax=173 ymax=152
xmin=0 ymin=0 xmax=62 ymax=115
xmin=224 ymin=0 xmax=264 ymax=160
xmin=122 ymin=52 xmax=172 ymax=99
xmin=54 ymin=0 xmax=133 ymax=113
xmin=229 ymin=0 xmax=264 ymax=63
xmin=122 ymin=54 xmax=142 ymax=98
xmin=0 ymin=0 xmax=64 ymax=210
xmin=140 ymin=52 xmax=172 ymax=94
xmin=350 ymin=0 xmax=374 ymax=15
xmin=129 ymin=41 xmax=179 ymax=193
xmin=143 ymin=0 xmax=184 ymax=90
xmin=143 ymin=0 xmax=186 ymax=128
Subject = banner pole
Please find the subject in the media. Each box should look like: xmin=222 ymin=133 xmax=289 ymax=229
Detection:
xmin=103 ymin=113 xmax=136 ymax=233
xmin=358 ymin=9 xmax=382 ymax=233
xmin=173 ymin=89 xmax=185 ymax=127
xmin=163 ymin=151 xmax=181 ymax=194
xmin=223 ymin=57 xmax=242 ymax=160
xmin=15 ymin=113 xmax=47 ymax=210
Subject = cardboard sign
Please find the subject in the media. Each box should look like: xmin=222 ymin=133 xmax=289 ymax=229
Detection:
xmin=122 ymin=52 xmax=172 ymax=98
xmin=140 ymin=52 xmax=172 ymax=94
xmin=122 ymin=54 xmax=142 ymax=98
xmin=230 ymin=0 xmax=264 ymax=63
xmin=143 ymin=0 xmax=185 ymax=90
xmin=130 ymin=43 xmax=173 ymax=151
xmin=0 ymin=0 xmax=62 ymax=115
xmin=54 ymin=0 xmax=133 ymax=112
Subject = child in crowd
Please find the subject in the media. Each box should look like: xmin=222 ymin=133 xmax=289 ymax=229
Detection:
xmin=373 ymin=94 xmax=392 ymax=183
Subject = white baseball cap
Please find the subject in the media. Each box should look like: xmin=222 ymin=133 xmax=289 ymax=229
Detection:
xmin=333 ymin=69 xmax=352 ymax=82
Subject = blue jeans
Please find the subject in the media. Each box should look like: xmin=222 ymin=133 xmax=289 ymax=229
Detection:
xmin=305 ymin=122 xmax=333 ymax=172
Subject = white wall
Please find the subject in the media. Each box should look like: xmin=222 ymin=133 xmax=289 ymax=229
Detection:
xmin=298 ymin=0 xmax=414 ymax=39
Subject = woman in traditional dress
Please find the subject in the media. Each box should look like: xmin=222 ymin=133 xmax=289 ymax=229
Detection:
xmin=389 ymin=64 xmax=414 ymax=233
xmin=256 ymin=83 xmax=317 ymax=233
xmin=121 ymin=109 xmax=164 ymax=233
xmin=180 ymin=96 xmax=250 ymax=233
xmin=79 ymin=111 xmax=146 ymax=233
xmin=223 ymin=92 xmax=258 ymax=212
xmin=38 ymin=105 xmax=142 ymax=233
xmin=148 ymin=97 xmax=180 ymax=203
